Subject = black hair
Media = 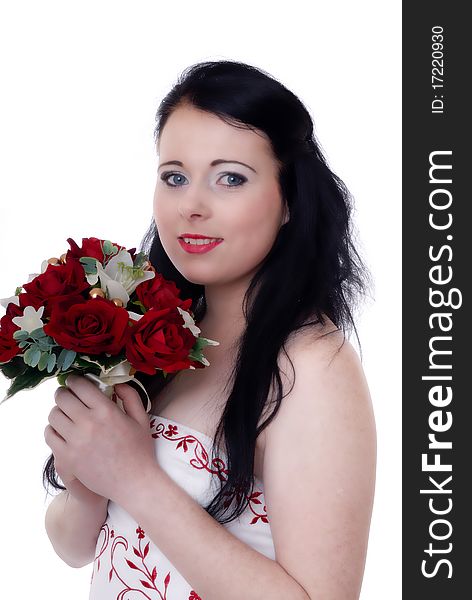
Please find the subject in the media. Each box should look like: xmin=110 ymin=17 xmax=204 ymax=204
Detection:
xmin=42 ymin=60 xmax=372 ymax=525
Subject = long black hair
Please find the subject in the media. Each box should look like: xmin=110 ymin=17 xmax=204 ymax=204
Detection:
xmin=43 ymin=60 xmax=372 ymax=524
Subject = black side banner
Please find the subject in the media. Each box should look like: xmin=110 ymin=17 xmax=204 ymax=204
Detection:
xmin=403 ymin=3 xmax=470 ymax=597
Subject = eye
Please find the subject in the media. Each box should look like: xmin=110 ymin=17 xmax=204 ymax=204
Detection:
xmin=218 ymin=172 xmax=247 ymax=187
xmin=160 ymin=170 xmax=247 ymax=188
xmin=160 ymin=172 xmax=188 ymax=187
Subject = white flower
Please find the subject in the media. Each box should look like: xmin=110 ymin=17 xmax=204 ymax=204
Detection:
xmin=0 ymin=295 xmax=20 ymax=311
xmin=85 ymin=249 xmax=155 ymax=307
xmin=127 ymin=310 xmax=143 ymax=322
xmin=11 ymin=305 xmax=45 ymax=334
xmin=1 ymin=262 xmax=53 ymax=312
xmin=177 ymin=306 xmax=201 ymax=337
xmin=24 ymin=260 xmax=60 ymax=286
xmin=203 ymin=338 xmax=221 ymax=346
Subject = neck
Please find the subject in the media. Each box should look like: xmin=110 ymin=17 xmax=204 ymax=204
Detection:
xmin=196 ymin=276 xmax=252 ymax=360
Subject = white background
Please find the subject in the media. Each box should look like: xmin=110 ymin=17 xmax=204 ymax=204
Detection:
xmin=0 ymin=1 xmax=401 ymax=598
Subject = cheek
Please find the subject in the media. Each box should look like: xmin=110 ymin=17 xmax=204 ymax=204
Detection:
xmin=242 ymin=185 xmax=283 ymax=237
xmin=153 ymin=192 xmax=172 ymax=234
xmin=230 ymin=195 xmax=283 ymax=258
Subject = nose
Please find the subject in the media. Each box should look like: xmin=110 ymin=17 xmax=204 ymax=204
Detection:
xmin=177 ymin=180 xmax=211 ymax=220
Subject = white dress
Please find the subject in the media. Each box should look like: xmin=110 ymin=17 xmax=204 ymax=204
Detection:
xmin=88 ymin=413 xmax=275 ymax=599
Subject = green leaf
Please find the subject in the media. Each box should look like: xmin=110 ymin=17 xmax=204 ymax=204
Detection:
xmin=47 ymin=353 xmax=57 ymax=373
xmin=31 ymin=348 xmax=42 ymax=367
xmin=103 ymin=240 xmax=119 ymax=256
xmin=35 ymin=336 xmax=54 ymax=349
xmin=13 ymin=330 xmax=30 ymax=341
xmin=36 ymin=341 xmax=51 ymax=352
xmin=30 ymin=327 xmax=46 ymax=339
xmin=0 ymin=355 xmax=29 ymax=379
xmin=57 ymin=348 xmax=70 ymax=370
xmin=15 ymin=286 xmax=23 ymax=296
xmin=38 ymin=352 xmax=50 ymax=371
xmin=0 ymin=368 xmax=52 ymax=402
xmin=194 ymin=336 xmax=213 ymax=352
xmin=190 ymin=338 xmax=203 ymax=353
xmin=24 ymin=347 xmax=41 ymax=367
xmin=62 ymin=350 xmax=77 ymax=371
xmin=79 ymin=256 xmax=99 ymax=275
xmin=128 ymin=299 xmax=146 ymax=313
xmin=56 ymin=369 xmax=99 ymax=386
xmin=57 ymin=371 xmax=72 ymax=386
xmin=187 ymin=339 xmax=206 ymax=364
xmin=188 ymin=352 xmax=203 ymax=364
xmin=133 ymin=251 xmax=149 ymax=269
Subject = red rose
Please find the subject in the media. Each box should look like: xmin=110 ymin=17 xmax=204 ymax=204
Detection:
xmin=135 ymin=272 xmax=192 ymax=313
xmin=66 ymin=237 xmax=136 ymax=263
xmin=21 ymin=260 xmax=90 ymax=319
xmin=5 ymin=298 xmax=24 ymax=319
xmin=126 ymin=306 xmax=197 ymax=375
xmin=43 ymin=296 xmax=130 ymax=355
xmin=0 ymin=315 xmax=22 ymax=363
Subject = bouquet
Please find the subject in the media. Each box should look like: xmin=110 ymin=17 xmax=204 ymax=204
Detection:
xmin=0 ymin=236 xmax=218 ymax=411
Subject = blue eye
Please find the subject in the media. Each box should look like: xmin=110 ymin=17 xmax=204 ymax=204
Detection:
xmin=161 ymin=172 xmax=188 ymax=187
xmin=220 ymin=172 xmax=247 ymax=187
xmin=160 ymin=171 xmax=247 ymax=188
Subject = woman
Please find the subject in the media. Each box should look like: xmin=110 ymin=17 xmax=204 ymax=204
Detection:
xmin=43 ymin=60 xmax=376 ymax=600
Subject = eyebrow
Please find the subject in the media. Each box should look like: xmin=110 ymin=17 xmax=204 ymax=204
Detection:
xmin=158 ymin=159 xmax=257 ymax=174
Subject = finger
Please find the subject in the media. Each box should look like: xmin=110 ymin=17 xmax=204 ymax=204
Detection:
xmin=54 ymin=386 xmax=90 ymax=423
xmin=64 ymin=373 xmax=109 ymax=410
xmin=114 ymin=383 xmax=149 ymax=428
xmin=48 ymin=405 xmax=75 ymax=441
xmin=44 ymin=423 xmax=67 ymax=452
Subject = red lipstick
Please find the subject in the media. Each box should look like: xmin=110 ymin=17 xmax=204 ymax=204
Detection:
xmin=179 ymin=233 xmax=223 ymax=239
xmin=178 ymin=233 xmax=223 ymax=254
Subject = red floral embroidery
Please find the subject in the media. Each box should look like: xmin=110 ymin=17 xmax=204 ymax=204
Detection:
xmin=90 ymin=523 xmax=112 ymax=583
xmin=89 ymin=418 xmax=272 ymax=598
xmin=222 ymin=485 xmax=269 ymax=524
xmin=91 ymin=523 xmax=173 ymax=599
xmin=165 ymin=423 xmax=179 ymax=437
xmin=247 ymin=492 xmax=269 ymax=525
xmin=150 ymin=417 xmax=229 ymax=482
xmin=150 ymin=417 xmax=269 ymax=526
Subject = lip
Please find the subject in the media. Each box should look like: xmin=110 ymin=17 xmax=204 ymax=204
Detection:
xmin=179 ymin=233 xmax=223 ymax=240
xmin=178 ymin=238 xmax=223 ymax=254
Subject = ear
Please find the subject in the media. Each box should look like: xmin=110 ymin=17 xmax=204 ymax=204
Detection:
xmin=281 ymin=202 xmax=290 ymax=226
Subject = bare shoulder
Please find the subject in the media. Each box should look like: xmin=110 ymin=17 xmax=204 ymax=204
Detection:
xmin=262 ymin=318 xmax=377 ymax=598
xmin=262 ymin=317 xmax=373 ymax=435
xmin=277 ymin=315 xmax=371 ymax=404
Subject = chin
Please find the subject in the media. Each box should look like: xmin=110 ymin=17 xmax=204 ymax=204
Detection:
xmin=173 ymin=263 xmax=219 ymax=286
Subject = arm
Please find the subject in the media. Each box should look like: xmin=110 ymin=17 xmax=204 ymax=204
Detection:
xmin=261 ymin=331 xmax=377 ymax=599
xmin=118 ymin=465 xmax=310 ymax=600
xmin=44 ymin=489 xmax=109 ymax=568
xmin=115 ymin=331 xmax=376 ymax=600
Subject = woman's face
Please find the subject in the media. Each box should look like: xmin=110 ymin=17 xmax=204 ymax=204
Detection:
xmin=153 ymin=103 xmax=289 ymax=286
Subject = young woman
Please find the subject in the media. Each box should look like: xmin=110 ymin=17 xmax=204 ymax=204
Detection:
xmin=43 ymin=60 xmax=376 ymax=600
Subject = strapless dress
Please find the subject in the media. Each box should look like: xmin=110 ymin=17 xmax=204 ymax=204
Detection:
xmin=88 ymin=413 xmax=275 ymax=599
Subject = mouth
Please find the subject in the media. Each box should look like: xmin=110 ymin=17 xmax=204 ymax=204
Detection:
xmin=178 ymin=237 xmax=223 ymax=254
xmin=178 ymin=236 xmax=223 ymax=245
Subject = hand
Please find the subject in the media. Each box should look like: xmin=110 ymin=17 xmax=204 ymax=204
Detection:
xmin=53 ymin=454 xmax=105 ymax=504
xmin=44 ymin=374 xmax=158 ymax=504
xmin=46 ymin=389 xmax=102 ymax=502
